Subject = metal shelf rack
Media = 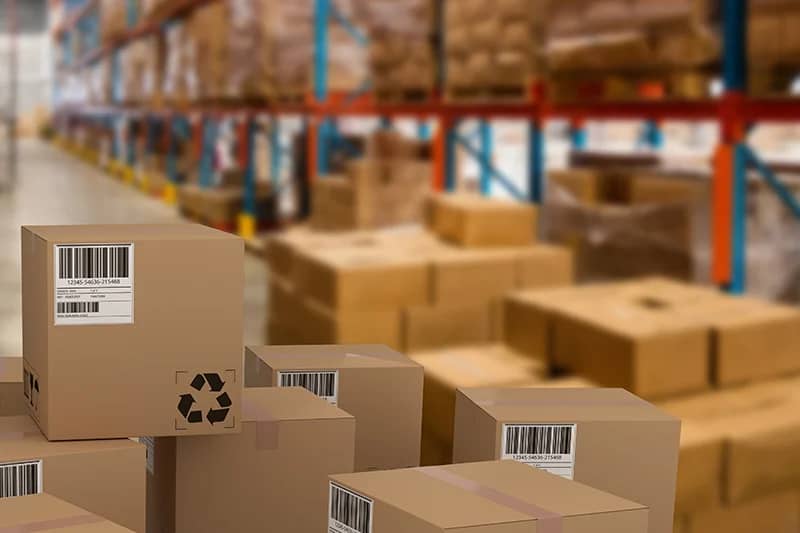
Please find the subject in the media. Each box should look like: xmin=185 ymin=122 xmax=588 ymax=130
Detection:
xmin=51 ymin=0 xmax=800 ymax=293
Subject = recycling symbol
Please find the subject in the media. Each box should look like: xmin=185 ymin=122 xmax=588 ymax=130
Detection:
xmin=177 ymin=373 xmax=232 ymax=425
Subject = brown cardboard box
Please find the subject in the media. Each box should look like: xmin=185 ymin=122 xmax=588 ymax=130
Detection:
xmin=0 ymin=356 xmax=26 ymax=416
xmin=549 ymin=168 xmax=602 ymax=203
xmin=303 ymin=298 xmax=403 ymax=349
xmin=516 ymin=244 xmax=575 ymax=288
xmin=328 ymin=460 xmax=648 ymax=533
xmin=684 ymin=491 xmax=799 ymax=533
xmin=21 ymin=224 xmax=243 ymax=440
xmin=410 ymin=344 xmax=546 ymax=463
xmin=428 ymin=193 xmax=538 ymax=247
xmin=430 ymin=248 xmax=517 ymax=305
xmin=673 ymin=423 xmax=725 ymax=515
xmin=244 ymin=344 xmax=423 ymax=471
xmin=0 ymin=493 xmax=134 ymax=532
xmin=453 ymin=387 xmax=680 ymax=533
xmin=292 ymin=247 xmax=430 ymax=311
xmin=402 ymin=303 xmax=492 ymax=352
xmin=661 ymin=378 xmax=800 ymax=505
xmin=552 ymin=298 xmax=710 ymax=399
xmin=148 ymin=387 xmax=355 ymax=533
xmin=0 ymin=415 xmax=145 ymax=531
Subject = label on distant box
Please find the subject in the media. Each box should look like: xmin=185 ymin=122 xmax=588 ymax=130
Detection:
xmin=54 ymin=243 xmax=134 ymax=325
xmin=329 ymin=482 xmax=373 ymax=533
xmin=501 ymin=423 xmax=577 ymax=479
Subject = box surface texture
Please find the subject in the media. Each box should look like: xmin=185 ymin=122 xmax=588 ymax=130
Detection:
xmin=245 ymin=344 xmax=423 ymax=471
xmin=0 ymin=355 xmax=26 ymax=416
xmin=329 ymin=460 xmax=648 ymax=532
xmin=149 ymin=387 xmax=356 ymax=533
xmin=0 ymin=493 xmax=134 ymax=532
xmin=21 ymin=224 xmax=244 ymax=439
xmin=453 ymin=387 xmax=680 ymax=533
xmin=0 ymin=415 xmax=145 ymax=531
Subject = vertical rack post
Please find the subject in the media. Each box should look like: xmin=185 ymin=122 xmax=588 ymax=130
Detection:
xmin=444 ymin=119 xmax=458 ymax=191
xmin=478 ymin=119 xmax=492 ymax=195
xmin=417 ymin=120 xmax=431 ymax=141
xmin=713 ymin=0 xmax=748 ymax=294
xmin=238 ymin=114 xmax=257 ymax=239
xmin=570 ymin=118 xmax=587 ymax=150
xmin=528 ymin=119 xmax=545 ymax=203
xmin=312 ymin=0 xmax=330 ymax=181
xmin=270 ymin=117 xmax=282 ymax=191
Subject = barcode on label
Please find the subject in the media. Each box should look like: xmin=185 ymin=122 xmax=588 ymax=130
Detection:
xmin=0 ymin=461 xmax=42 ymax=498
xmin=57 ymin=302 xmax=100 ymax=314
xmin=278 ymin=371 xmax=338 ymax=405
xmin=329 ymin=483 xmax=372 ymax=533
xmin=58 ymin=245 xmax=130 ymax=279
xmin=503 ymin=424 xmax=573 ymax=455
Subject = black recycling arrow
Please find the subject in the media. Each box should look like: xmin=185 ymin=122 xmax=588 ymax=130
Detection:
xmin=188 ymin=410 xmax=203 ymax=424
xmin=178 ymin=394 xmax=196 ymax=418
xmin=204 ymin=373 xmax=225 ymax=392
xmin=190 ymin=374 xmax=207 ymax=391
xmin=216 ymin=392 xmax=232 ymax=408
xmin=207 ymin=408 xmax=229 ymax=425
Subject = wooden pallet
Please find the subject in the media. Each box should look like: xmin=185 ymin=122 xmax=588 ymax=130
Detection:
xmin=374 ymin=87 xmax=433 ymax=104
xmin=445 ymin=84 xmax=530 ymax=103
xmin=549 ymin=69 xmax=714 ymax=103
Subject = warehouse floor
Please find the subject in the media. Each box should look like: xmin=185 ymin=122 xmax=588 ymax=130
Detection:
xmin=0 ymin=139 xmax=267 ymax=355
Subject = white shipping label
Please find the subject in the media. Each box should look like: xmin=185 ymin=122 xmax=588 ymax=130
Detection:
xmin=139 ymin=437 xmax=155 ymax=474
xmin=54 ymin=244 xmax=134 ymax=326
xmin=0 ymin=460 xmax=43 ymax=498
xmin=278 ymin=370 xmax=338 ymax=406
xmin=329 ymin=482 xmax=373 ymax=533
xmin=501 ymin=423 xmax=577 ymax=479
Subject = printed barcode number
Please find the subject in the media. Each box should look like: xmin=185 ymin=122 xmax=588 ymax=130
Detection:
xmin=0 ymin=461 xmax=42 ymax=498
xmin=330 ymin=483 xmax=372 ymax=533
xmin=57 ymin=302 xmax=99 ymax=314
xmin=58 ymin=245 xmax=130 ymax=279
xmin=504 ymin=424 xmax=574 ymax=456
xmin=279 ymin=371 xmax=337 ymax=399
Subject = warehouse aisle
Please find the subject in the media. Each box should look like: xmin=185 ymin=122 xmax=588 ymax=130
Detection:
xmin=0 ymin=139 xmax=267 ymax=355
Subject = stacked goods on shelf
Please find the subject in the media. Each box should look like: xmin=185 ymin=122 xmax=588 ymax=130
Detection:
xmin=162 ymin=18 xmax=197 ymax=106
xmin=265 ymin=195 xmax=573 ymax=351
xmin=547 ymin=0 xmax=721 ymax=101
xmin=86 ymin=58 xmax=110 ymax=105
xmin=543 ymin=166 xmax=709 ymax=281
xmin=310 ymin=131 xmax=431 ymax=231
xmin=118 ymin=34 xmax=164 ymax=105
xmin=100 ymin=0 xmax=128 ymax=47
xmin=188 ymin=1 xmax=229 ymax=102
xmin=501 ymin=277 xmax=800 ymax=398
xmin=748 ymin=0 xmax=800 ymax=96
xmin=365 ymin=0 xmax=437 ymax=102
xmin=663 ymin=376 xmax=800 ymax=533
xmin=444 ymin=0 xmax=548 ymax=100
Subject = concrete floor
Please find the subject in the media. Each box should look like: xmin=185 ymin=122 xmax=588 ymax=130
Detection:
xmin=0 ymin=139 xmax=267 ymax=355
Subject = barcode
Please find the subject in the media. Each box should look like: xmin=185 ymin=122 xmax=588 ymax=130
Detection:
xmin=57 ymin=245 xmax=130 ymax=279
xmin=0 ymin=461 xmax=42 ymax=498
xmin=504 ymin=425 xmax=573 ymax=456
xmin=329 ymin=483 xmax=372 ymax=533
xmin=279 ymin=371 xmax=337 ymax=399
xmin=57 ymin=302 xmax=100 ymax=314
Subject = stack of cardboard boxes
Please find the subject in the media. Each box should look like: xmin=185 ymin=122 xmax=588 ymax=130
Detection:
xmin=267 ymin=193 xmax=573 ymax=352
xmin=747 ymin=0 xmax=800 ymax=96
xmin=444 ymin=0 xmax=547 ymax=100
xmin=311 ymin=131 xmax=432 ymax=231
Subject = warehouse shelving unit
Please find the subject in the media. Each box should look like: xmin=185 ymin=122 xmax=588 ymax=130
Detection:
xmin=51 ymin=0 xmax=800 ymax=293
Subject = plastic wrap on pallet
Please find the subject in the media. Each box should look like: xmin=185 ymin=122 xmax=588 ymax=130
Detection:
xmin=162 ymin=20 xmax=197 ymax=104
xmin=100 ymin=0 xmax=128 ymax=46
xmin=119 ymin=34 xmax=162 ymax=104
xmin=541 ymin=177 xmax=704 ymax=282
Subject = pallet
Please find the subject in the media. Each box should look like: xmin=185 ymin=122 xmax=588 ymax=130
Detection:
xmin=549 ymin=69 xmax=714 ymax=103
xmin=445 ymin=84 xmax=530 ymax=102
xmin=374 ymin=87 xmax=432 ymax=104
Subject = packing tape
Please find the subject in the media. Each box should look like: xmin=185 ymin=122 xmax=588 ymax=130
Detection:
xmin=417 ymin=466 xmax=563 ymax=533
xmin=0 ymin=514 xmax=106 ymax=532
xmin=243 ymin=396 xmax=280 ymax=451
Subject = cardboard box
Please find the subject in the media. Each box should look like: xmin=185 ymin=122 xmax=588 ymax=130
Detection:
xmin=453 ymin=387 xmax=680 ymax=533
xmin=661 ymin=377 xmax=800 ymax=505
xmin=0 ymin=493 xmax=134 ymax=532
xmin=684 ymin=490 xmax=799 ymax=533
xmin=430 ymin=248 xmax=517 ymax=305
xmin=292 ymin=247 xmax=430 ymax=311
xmin=516 ymin=244 xmax=575 ymax=288
xmin=428 ymin=193 xmax=538 ymax=247
xmin=0 ymin=356 xmax=26 ymax=416
xmin=303 ymin=297 xmax=403 ymax=349
xmin=245 ymin=344 xmax=423 ymax=471
xmin=0 ymin=415 xmax=145 ymax=531
xmin=549 ymin=168 xmax=602 ymax=203
xmin=552 ymin=298 xmax=710 ymax=399
xmin=410 ymin=344 xmax=546 ymax=463
xmin=148 ymin=387 xmax=355 ymax=533
xmin=21 ymin=224 xmax=244 ymax=439
xmin=328 ymin=460 xmax=649 ymax=533
xmin=673 ymin=423 xmax=725 ymax=515
xmin=402 ymin=303 xmax=492 ymax=352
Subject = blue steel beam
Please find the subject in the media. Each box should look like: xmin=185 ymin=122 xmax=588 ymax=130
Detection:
xmin=528 ymin=121 xmax=545 ymax=203
xmin=744 ymin=145 xmax=800 ymax=218
xmin=730 ymin=143 xmax=748 ymax=294
xmin=454 ymin=133 xmax=524 ymax=200
xmin=242 ymin=118 xmax=257 ymax=216
xmin=270 ymin=119 xmax=282 ymax=191
xmin=479 ymin=120 xmax=492 ymax=196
